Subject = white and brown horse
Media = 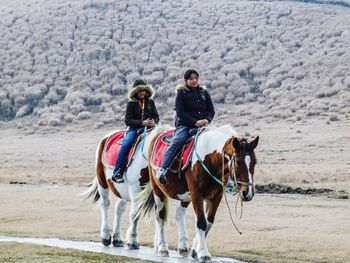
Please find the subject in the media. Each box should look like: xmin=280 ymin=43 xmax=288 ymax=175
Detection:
xmin=136 ymin=125 xmax=259 ymax=262
xmin=84 ymin=125 xmax=165 ymax=249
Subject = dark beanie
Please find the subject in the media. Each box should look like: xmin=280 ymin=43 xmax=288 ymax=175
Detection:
xmin=184 ymin=69 xmax=199 ymax=80
xmin=133 ymin=79 xmax=147 ymax=87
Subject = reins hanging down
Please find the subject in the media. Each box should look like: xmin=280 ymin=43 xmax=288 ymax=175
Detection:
xmin=193 ymin=129 xmax=242 ymax=235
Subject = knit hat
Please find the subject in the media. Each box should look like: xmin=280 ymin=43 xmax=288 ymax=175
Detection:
xmin=127 ymin=79 xmax=155 ymax=102
xmin=184 ymin=69 xmax=199 ymax=80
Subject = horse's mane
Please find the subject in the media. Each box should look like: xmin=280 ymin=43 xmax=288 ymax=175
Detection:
xmin=206 ymin=124 xmax=239 ymax=137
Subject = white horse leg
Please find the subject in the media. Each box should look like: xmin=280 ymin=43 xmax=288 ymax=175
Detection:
xmin=154 ymin=195 xmax=169 ymax=257
xmin=126 ymin=199 xmax=140 ymax=250
xmin=98 ymin=184 xmax=111 ymax=246
xmin=112 ymin=199 xmax=126 ymax=247
xmin=176 ymin=202 xmax=189 ymax=256
xmin=195 ymin=225 xmax=211 ymax=263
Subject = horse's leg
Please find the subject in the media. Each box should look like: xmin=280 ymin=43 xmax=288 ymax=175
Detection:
xmin=98 ymin=184 xmax=111 ymax=246
xmin=205 ymin=197 xmax=221 ymax=237
xmin=126 ymin=191 xmax=141 ymax=250
xmin=112 ymin=198 xmax=126 ymax=247
xmin=154 ymin=192 xmax=169 ymax=257
xmin=176 ymin=201 xmax=190 ymax=256
xmin=190 ymin=195 xmax=211 ymax=263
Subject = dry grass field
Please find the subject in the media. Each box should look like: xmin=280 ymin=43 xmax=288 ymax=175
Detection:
xmin=1 ymin=119 xmax=349 ymax=263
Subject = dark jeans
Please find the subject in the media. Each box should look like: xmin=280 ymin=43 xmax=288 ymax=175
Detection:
xmin=161 ymin=126 xmax=198 ymax=169
xmin=114 ymin=127 xmax=144 ymax=172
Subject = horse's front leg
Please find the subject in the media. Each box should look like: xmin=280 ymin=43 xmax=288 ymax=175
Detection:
xmin=98 ymin=185 xmax=111 ymax=246
xmin=126 ymin=198 xmax=140 ymax=250
xmin=154 ymin=193 xmax=169 ymax=256
xmin=112 ymin=198 xmax=126 ymax=247
xmin=176 ymin=201 xmax=190 ymax=256
xmin=190 ymin=195 xmax=211 ymax=263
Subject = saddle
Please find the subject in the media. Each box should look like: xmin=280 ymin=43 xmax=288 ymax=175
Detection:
xmin=102 ymin=130 xmax=146 ymax=169
xmin=150 ymin=129 xmax=199 ymax=172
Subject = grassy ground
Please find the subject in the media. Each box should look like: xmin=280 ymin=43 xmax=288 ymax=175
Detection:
xmin=0 ymin=242 xmax=153 ymax=263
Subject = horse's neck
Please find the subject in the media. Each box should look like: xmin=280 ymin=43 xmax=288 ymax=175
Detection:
xmin=195 ymin=130 xmax=231 ymax=159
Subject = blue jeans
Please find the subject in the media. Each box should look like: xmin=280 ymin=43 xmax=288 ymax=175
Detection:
xmin=114 ymin=128 xmax=144 ymax=171
xmin=161 ymin=126 xmax=198 ymax=169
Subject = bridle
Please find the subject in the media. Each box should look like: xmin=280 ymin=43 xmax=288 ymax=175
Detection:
xmin=227 ymin=152 xmax=254 ymax=190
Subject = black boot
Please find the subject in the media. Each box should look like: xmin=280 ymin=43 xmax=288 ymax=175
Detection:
xmin=112 ymin=168 xmax=124 ymax=184
xmin=156 ymin=168 xmax=168 ymax=184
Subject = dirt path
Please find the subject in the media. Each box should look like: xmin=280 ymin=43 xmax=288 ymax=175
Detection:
xmin=1 ymin=184 xmax=349 ymax=263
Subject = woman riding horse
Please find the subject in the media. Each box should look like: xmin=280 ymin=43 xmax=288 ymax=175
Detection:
xmin=112 ymin=79 xmax=159 ymax=183
xmin=156 ymin=69 xmax=215 ymax=184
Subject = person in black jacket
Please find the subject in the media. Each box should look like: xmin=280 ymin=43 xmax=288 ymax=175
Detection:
xmin=112 ymin=79 xmax=159 ymax=183
xmin=156 ymin=69 xmax=215 ymax=184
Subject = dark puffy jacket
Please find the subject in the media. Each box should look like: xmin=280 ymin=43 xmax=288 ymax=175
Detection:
xmin=125 ymin=99 xmax=159 ymax=128
xmin=175 ymin=84 xmax=215 ymax=128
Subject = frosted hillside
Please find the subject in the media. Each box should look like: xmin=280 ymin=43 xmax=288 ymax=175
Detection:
xmin=0 ymin=0 xmax=349 ymax=130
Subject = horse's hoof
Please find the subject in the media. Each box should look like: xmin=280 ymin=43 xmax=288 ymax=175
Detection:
xmin=101 ymin=237 xmax=111 ymax=246
xmin=127 ymin=242 xmax=140 ymax=250
xmin=178 ymin=248 xmax=189 ymax=257
xmin=112 ymin=239 xmax=124 ymax=247
xmin=199 ymin=256 xmax=212 ymax=263
xmin=190 ymin=249 xmax=198 ymax=260
xmin=158 ymin=250 xmax=169 ymax=257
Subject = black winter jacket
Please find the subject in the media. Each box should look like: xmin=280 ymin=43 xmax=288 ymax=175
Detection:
xmin=175 ymin=84 xmax=215 ymax=128
xmin=125 ymin=99 xmax=159 ymax=129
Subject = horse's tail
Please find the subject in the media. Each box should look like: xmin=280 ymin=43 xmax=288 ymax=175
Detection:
xmin=134 ymin=182 xmax=155 ymax=221
xmin=81 ymin=177 xmax=100 ymax=203
xmin=81 ymin=136 xmax=109 ymax=203
xmin=134 ymin=182 xmax=169 ymax=222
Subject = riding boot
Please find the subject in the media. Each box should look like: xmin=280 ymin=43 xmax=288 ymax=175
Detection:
xmin=112 ymin=168 xmax=124 ymax=184
xmin=156 ymin=167 xmax=168 ymax=184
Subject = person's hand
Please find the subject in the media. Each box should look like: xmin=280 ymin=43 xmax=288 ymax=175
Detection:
xmin=195 ymin=120 xmax=202 ymax=127
xmin=195 ymin=119 xmax=206 ymax=127
xmin=195 ymin=119 xmax=209 ymax=127
xmin=148 ymin=119 xmax=155 ymax=127
xmin=202 ymin=119 xmax=209 ymax=126
xmin=142 ymin=118 xmax=154 ymax=127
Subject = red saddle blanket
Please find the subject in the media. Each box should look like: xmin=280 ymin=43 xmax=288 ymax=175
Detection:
xmin=151 ymin=129 xmax=196 ymax=171
xmin=102 ymin=130 xmax=140 ymax=168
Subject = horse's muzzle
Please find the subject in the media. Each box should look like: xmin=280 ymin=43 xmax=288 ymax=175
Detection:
xmin=241 ymin=189 xmax=254 ymax=202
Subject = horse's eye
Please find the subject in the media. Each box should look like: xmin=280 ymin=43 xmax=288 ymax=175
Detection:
xmin=236 ymin=160 xmax=243 ymax=165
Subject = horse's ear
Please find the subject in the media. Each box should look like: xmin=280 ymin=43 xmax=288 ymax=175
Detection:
xmin=223 ymin=138 xmax=235 ymax=156
xmin=250 ymin=136 xmax=259 ymax=149
xmin=232 ymin=137 xmax=240 ymax=151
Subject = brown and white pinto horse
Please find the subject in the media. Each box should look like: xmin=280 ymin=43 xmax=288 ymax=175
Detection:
xmin=136 ymin=125 xmax=259 ymax=263
xmin=84 ymin=125 xmax=165 ymax=249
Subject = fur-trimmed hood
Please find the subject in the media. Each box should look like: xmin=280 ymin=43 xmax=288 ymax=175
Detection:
xmin=175 ymin=84 xmax=206 ymax=92
xmin=128 ymin=83 xmax=155 ymax=102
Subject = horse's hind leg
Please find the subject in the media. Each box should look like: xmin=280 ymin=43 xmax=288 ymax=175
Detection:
xmin=154 ymin=192 xmax=169 ymax=257
xmin=176 ymin=201 xmax=190 ymax=256
xmin=126 ymin=198 xmax=140 ymax=250
xmin=98 ymin=184 xmax=111 ymax=246
xmin=112 ymin=198 xmax=126 ymax=247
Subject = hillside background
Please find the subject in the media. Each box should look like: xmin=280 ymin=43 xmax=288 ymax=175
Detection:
xmin=0 ymin=0 xmax=350 ymax=132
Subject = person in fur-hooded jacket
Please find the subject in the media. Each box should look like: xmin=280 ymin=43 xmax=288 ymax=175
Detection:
xmin=156 ymin=69 xmax=215 ymax=184
xmin=112 ymin=79 xmax=159 ymax=183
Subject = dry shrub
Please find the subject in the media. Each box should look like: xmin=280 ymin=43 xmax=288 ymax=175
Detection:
xmin=77 ymin=111 xmax=91 ymax=120
xmin=329 ymin=114 xmax=339 ymax=121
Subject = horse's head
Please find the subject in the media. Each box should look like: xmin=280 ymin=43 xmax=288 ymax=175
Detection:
xmin=224 ymin=136 xmax=259 ymax=202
